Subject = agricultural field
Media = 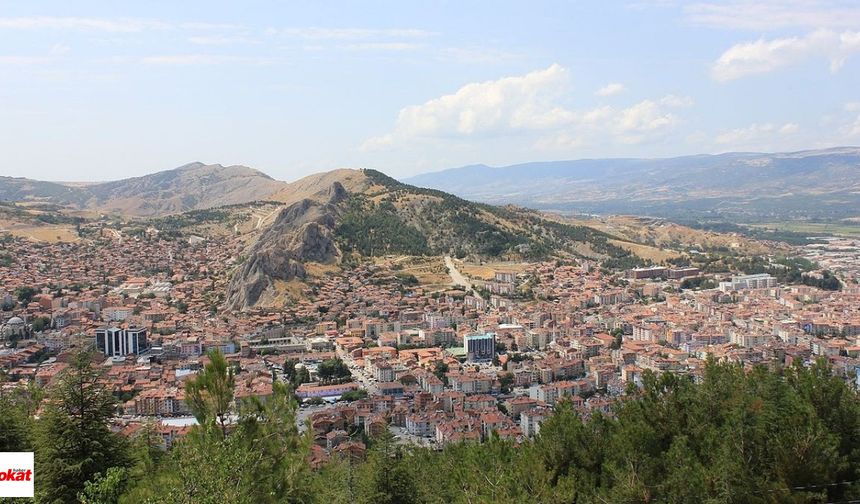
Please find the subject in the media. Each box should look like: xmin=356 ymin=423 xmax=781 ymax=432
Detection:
xmin=457 ymin=260 xmax=532 ymax=281
xmin=750 ymin=221 xmax=860 ymax=239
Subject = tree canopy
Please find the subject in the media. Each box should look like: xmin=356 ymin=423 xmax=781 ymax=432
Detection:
xmin=7 ymin=356 xmax=860 ymax=504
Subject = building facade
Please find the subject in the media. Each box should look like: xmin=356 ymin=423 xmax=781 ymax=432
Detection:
xmin=95 ymin=327 xmax=148 ymax=356
xmin=464 ymin=332 xmax=496 ymax=362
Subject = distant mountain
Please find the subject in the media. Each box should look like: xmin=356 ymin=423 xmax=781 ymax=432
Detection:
xmin=404 ymin=147 xmax=860 ymax=220
xmin=226 ymin=168 xmax=639 ymax=309
xmin=0 ymin=177 xmax=91 ymax=207
xmin=0 ymin=162 xmax=288 ymax=217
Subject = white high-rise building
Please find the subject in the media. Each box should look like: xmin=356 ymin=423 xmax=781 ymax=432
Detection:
xmin=95 ymin=327 xmax=148 ymax=357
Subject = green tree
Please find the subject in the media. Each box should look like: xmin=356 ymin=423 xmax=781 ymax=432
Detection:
xmin=185 ymin=350 xmax=235 ymax=437
xmin=118 ymin=359 xmax=860 ymax=503
xmin=0 ymin=386 xmax=31 ymax=452
xmin=340 ymin=389 xmax=368 ymax=402
xmin=433 ymin=361 xmax=449 ymax=384
xmin=127 ymin=382 xmax=315 ymax=504
xmin=355 ymin=431 xmax=417 ymax=504
xmin=498 ymin=372 xmax=514 ymax=394
xmin=15 ymin=286 xmax=38 ymax=304
xmin=31 ymin=315 xmax=51 ymax=332
xmin=317 ymin=358 xmax=351 ymax=384
xmin=34 ymin=350 xmax=131 ymax=504
xmin=79 ymin=466 xmax=129 ymax=504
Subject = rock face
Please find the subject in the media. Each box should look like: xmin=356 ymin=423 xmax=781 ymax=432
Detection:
xmin=225 ymin=169 xmax=638 ymax=310
xmin=225 ymin=182 xmax=345 ymax=310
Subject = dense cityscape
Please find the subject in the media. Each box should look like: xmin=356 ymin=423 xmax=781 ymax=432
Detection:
xmin=2 ymin=216 xmax=860 ymax=470
xmin=5 ymin=1 xmax=860 ymax=502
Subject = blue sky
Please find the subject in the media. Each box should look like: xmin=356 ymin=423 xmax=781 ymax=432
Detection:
xmin=2 ymin=0 xmax=860 ymax=181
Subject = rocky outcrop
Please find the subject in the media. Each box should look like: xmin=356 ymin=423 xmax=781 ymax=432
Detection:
xmin=225 ymin=183 xmax=345 ymax=310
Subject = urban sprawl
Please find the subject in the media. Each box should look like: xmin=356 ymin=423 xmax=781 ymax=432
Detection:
xmin=2 ymin=231 xmax=860 ymax=463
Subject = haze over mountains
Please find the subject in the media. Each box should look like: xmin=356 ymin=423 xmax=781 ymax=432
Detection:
xmin=0 ymin=162 xmax=288 ymax=217
xmin=404 ymin=147 xmax=860 ymax=220
xmin=4 ymin=148 xmax=859 ymax=308
xmin=0 ymin=161 xmax=643 ymax=308
xmin=4 ymin=146 xmax=859 ymax=221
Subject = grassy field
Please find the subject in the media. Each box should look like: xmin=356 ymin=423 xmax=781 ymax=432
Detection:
xmin=458 ymin=260 xmax=532 ymax=281
xmin=609 ymin=239 xmax=681 ymax=263
xmin=563 ymin=214 xmax=778 ymax=254
xmin=375 ymin=255 xmax=452 ymax=290
xmin=750 ymin=222 xmax=860 ymax=238
xmin=3 ymin=224 xmax=79 ymax=242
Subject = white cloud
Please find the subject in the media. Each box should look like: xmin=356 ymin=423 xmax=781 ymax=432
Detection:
xmin=659 ymin=94 xmax=694 ymax=107
xmin=434 ymin=47 xmax=522 ymax=64
xmin=837 ymin=103 xmax=860 ymax=138
xmin=712 ymin=29 xmax=860 ymax=81
xmin=715 ymin=122 xmax=800 ymax=146
xmin=49 ymin=43 xmax=71 ymax=56
xmin=617 ymin=100 xmax=675 ymax=133
xmin=267 ymin=26 xmax=436 ymax=55
xmin=188 ymin=35 xmax=259 ymax=46
xmin=595 ymin=82 xmax=625 ymax=97
xmin=0 ymin=16 xmax=169 ymax=32
xmin=686 ymin=0 xmax=860 ymax=31
xmin=141 ymin=54 xmax=278 ymax=66
xmin=270 ymin=27 xmax=435 ymax=40
xmin=367 ymin=64 xmax=571 ymax=142
xmin=0 ymin=55 xmax=52 ymax=65
xmin=0 ymin=44 xmax=71 ymax=66
xmin=340 ymin=42 xmax=423 ymax=51
xmin=0 ymin=16 xmax=239 ymax=33
xmin=362 ymin=64 xmax=692 ymax=151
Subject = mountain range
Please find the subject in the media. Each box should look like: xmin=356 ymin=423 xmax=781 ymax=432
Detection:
xmin=404 ymin=147 xmax=860 ymax=220
xmin=224 ymin=169 xmax=637 ymax=309
xmin=0 ymin=162 xmax=288 ymax=217
xmin=5 ymin=150 xmax=851 ymax=309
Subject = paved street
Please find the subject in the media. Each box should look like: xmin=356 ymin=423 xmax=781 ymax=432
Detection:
xmin=444 ymin=255 xmax=473 ymax=291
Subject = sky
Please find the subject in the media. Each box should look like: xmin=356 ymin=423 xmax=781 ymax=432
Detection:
xmin=2 ymin=0 xmax=860 ymax=182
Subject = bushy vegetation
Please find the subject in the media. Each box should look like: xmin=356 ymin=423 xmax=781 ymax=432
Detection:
xmin=697 ymin=254 xmax=842 ymax=290
xmin=336 ymin=197 xmax=429 ymax=256
xmin=337 ymin=172 xmax=641 ymax=265
xmin=15 ymin=285 xmax=39 ymax=304
xmin=805 ymin=270 xmax=842 ymax=291
xmin=680 ymin=276 xmax=717 ymax=290
xmin=317 ymin=358 xmax=352 ymax=384
xmin=0 ymin=251 xmax=13 ymax=267
xmin=679 ymin=219 xmax=829 ymax=245
xmin=339 ymin=389 xmax=368 ymax=402
xmin=4 ymin=352 xmax=860 ymax=503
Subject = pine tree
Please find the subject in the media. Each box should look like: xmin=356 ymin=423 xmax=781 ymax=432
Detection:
xmin=355 ymin=430 xmax=417 ymax=504
xmin=34 ymin=350 xmax=130 ymax=504
xmin=185 ymin=349 xmax=235 ymax=437
xmin=0 ymin=387 xmax=31 ymax=452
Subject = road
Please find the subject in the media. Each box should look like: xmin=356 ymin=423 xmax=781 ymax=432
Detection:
xmin=444 ymin=255 xmax=473 ymax=291
xmin=344 ymin=355 xmax=379 ymax=394
xmin=254 ymin=206 xmax=283 ymax=230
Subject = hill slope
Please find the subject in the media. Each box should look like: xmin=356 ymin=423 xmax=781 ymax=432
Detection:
xmin=404 ymin=147 xmax=860 ymax=220
xmin=0 ymin=162 xmax=288 ymax=217
xmin=226 ymin=168 xmax=640 ymax=309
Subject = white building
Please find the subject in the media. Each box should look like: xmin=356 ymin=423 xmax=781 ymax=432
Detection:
xmin=95 ymin=327 xmax=148 ymax=356
xmin=719 ymin=273 xmax=778 ymax=292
